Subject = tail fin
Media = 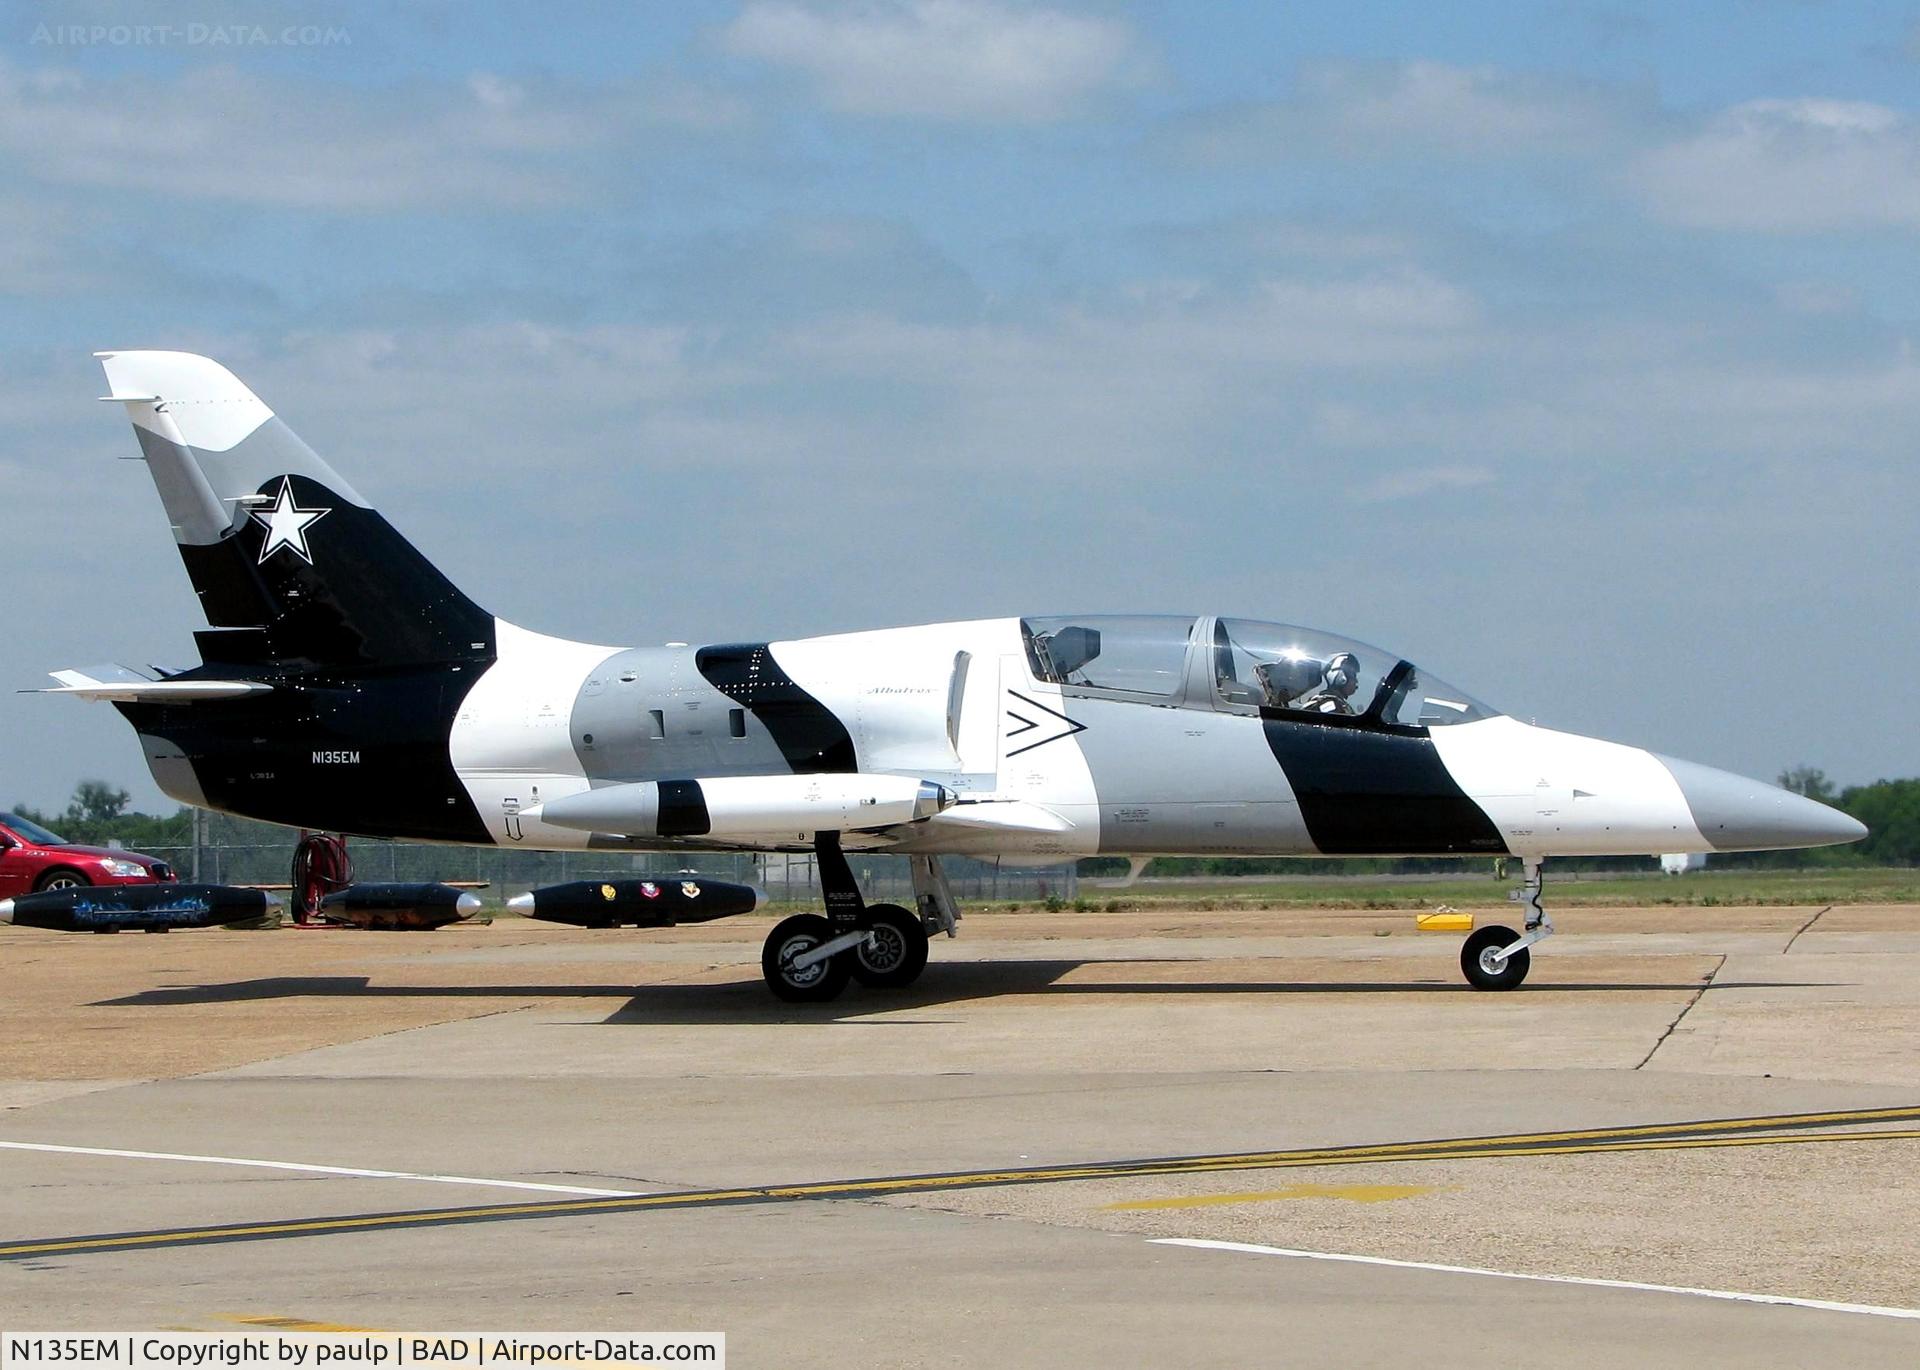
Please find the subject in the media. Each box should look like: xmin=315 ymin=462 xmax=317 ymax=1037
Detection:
xmin=96 ymin=351 xmax=493 ymax=670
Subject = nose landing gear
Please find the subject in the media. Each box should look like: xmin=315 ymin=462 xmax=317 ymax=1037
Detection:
xmin=1460 ymin=857 xmax=1555 ymax=990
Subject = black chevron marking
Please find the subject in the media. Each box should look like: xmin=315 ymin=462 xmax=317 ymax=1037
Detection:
xmin=1004 ymin=690 xmax=1087 ymax=758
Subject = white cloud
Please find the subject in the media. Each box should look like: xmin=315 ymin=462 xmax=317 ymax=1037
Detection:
xmin=0 ymin=197 xmax=118 ymax=295
xmin=756 ymin=267 xmax=1489 ymax=473
xmin=228 ymin=323 xmax=763 ymax=488
xmin=1631 ymin=98 xmax=1920 ymax=232
xmin=0 ymin=59 xmax=747 ymax=211
xmin=719 ymin=0 xmax=1146 ymax=122
xmin=1350 ymin=464 xmax=1495 ymax=503
xmin=1170 ymin=60 xmax=1642 ymax=163
xmin=642 ymin=215 xmax=980 ymax=323
xmin=1305 ymin=338 xmax=1920 ymax=471
xmin=786 ymin=266 xmax=1483 ymax=375
xmin=1773 ymin=279 xmax=1862 ymax=316
xmin=1169 ymin=67 xmax=1920 ymax=239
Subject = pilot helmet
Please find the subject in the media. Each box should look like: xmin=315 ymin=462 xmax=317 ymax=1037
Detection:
xmin=1324 ymin=652 xmax=1360 ymax=698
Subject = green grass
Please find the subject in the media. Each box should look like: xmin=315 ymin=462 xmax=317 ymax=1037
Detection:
xmin=1001 ymin=867 xmax=1920 ymax=912
xmin=487 ymin=866 xmax=1917 ymax=918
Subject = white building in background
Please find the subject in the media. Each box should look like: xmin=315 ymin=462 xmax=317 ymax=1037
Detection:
xmin=1661 ymin=851 xmax=1708 ymax=875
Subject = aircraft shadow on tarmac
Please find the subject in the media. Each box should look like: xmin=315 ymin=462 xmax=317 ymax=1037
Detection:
xmin=95 ymin=962 xmax=1825 ymax=1024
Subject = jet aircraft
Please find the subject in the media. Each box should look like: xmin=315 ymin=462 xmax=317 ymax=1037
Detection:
xmin=44 ymin=351 xmax=1866 ymax=999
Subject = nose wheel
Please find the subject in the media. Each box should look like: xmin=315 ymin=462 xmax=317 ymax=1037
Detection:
xmin=1461 ymin=925 xmax=1529 ymax=990
xmin=1460 ymin=858 xmax=1554 ymax=990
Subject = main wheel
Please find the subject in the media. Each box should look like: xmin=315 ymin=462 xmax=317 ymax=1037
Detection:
xmin=35 ymin=869 xmax=89 ymax=892
xmin=1461 ymin=925 xmax=1529 ymax=991
xmin=762 ymin=914 xmax=853 ymax=1002
xmin=850 ymin=904 xmax=929 ymax=989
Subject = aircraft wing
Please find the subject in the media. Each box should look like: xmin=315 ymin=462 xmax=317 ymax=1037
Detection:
xmin=913 ymin=800 xmax=1076 ymax=836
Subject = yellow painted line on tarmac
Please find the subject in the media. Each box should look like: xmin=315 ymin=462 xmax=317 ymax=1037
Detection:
xmin=1137 ymin=1128 xmax=1920 ymax=1181
xmin=1393 ymin=1129 xmax=1920 ymax=1165
xmin=7 ymin=1108 xmax=1920 ymax=1261
xmin=1108 ymin=1183 xmax=1449 ymax=1210
xmin=222 ymin=1314 xmax=386 ymax=1333
xmin=1135 ymin=1103 xmax=1920 ymax=1169
xmin=0 ymin=1188 xmax=780 ymax=1258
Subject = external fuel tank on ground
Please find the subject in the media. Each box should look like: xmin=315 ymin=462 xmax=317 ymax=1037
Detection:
xmin=0 ymin=884 xmax=279 ymax=933
xmin=506 ymin=877 xmax=764 ymax=928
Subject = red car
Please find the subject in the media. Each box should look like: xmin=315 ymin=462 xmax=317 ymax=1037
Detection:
xmin=0 ymin=811 xmax=177 ymax=897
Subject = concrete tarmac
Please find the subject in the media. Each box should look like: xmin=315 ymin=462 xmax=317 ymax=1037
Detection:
xmin=3 ymin=905 xmax=1918 ymax=1367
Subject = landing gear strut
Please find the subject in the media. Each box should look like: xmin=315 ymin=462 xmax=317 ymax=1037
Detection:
xmin=759 ymin=835 xmax=942 ymax=1001
xmin=1460 ymin=857 xmax=1555 ymax=991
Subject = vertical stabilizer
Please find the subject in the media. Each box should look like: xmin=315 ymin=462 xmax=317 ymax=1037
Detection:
xmin=96 ymin=351 xmax=492 ymax=668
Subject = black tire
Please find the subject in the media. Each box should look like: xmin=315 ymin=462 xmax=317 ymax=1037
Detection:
xmin=1461 ymin=925 xmax=1529 ymax=991
xmin=850 ymin=904 xmax=929 ymax=989
xmin=762 ymin=913 xmax=853 ymax=1002
xmin=35 ymin=869 xmax=90 ymax=893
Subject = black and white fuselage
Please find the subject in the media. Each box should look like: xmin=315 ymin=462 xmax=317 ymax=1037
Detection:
xmin=58 ymin=351 xmax=1864 ymax=872
xmin=447 ymin=615 xmax=1859 ymax=863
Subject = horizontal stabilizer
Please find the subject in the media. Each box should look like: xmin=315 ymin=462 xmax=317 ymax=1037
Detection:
xmin=37 ymin=666 xmax=271 ymax=703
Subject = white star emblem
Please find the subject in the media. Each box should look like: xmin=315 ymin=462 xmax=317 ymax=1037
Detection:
xmin=249 ymin=477 xmax=331 ymax=565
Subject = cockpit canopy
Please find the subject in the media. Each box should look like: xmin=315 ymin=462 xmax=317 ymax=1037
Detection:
xmin=1021 ymin=614 xmax=1497 ymax=727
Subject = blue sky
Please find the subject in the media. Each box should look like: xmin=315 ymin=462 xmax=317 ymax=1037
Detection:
xmin=2 ymin=0 xmax=1917 ymax=811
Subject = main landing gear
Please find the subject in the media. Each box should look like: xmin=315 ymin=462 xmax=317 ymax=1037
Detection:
xmin=1460 ymin=857 xmax=1556 ymax=991
xmin=760 ymin=836 xmax=960 ymax=1002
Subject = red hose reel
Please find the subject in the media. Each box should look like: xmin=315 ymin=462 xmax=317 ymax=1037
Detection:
xmin=290 ymin=831 xmax=353 ymax=926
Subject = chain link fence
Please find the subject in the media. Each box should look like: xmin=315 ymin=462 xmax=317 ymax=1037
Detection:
xmin=136 ymin=838 xmax=1078 ymax=906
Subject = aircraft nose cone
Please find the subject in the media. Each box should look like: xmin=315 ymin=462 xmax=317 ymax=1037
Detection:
xmin=1657 ymin=755 xmax=1868 ymax=852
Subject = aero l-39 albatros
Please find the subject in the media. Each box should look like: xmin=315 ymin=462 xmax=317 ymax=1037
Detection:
xmin=38 ymin=351 xmax=1865 ymax=998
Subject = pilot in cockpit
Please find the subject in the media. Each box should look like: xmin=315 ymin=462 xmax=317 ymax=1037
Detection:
xmin=1297 ymin=652 xmax=1362 ymax=714
xmin=1252 ymin=651 xmax=1362 ymax=714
